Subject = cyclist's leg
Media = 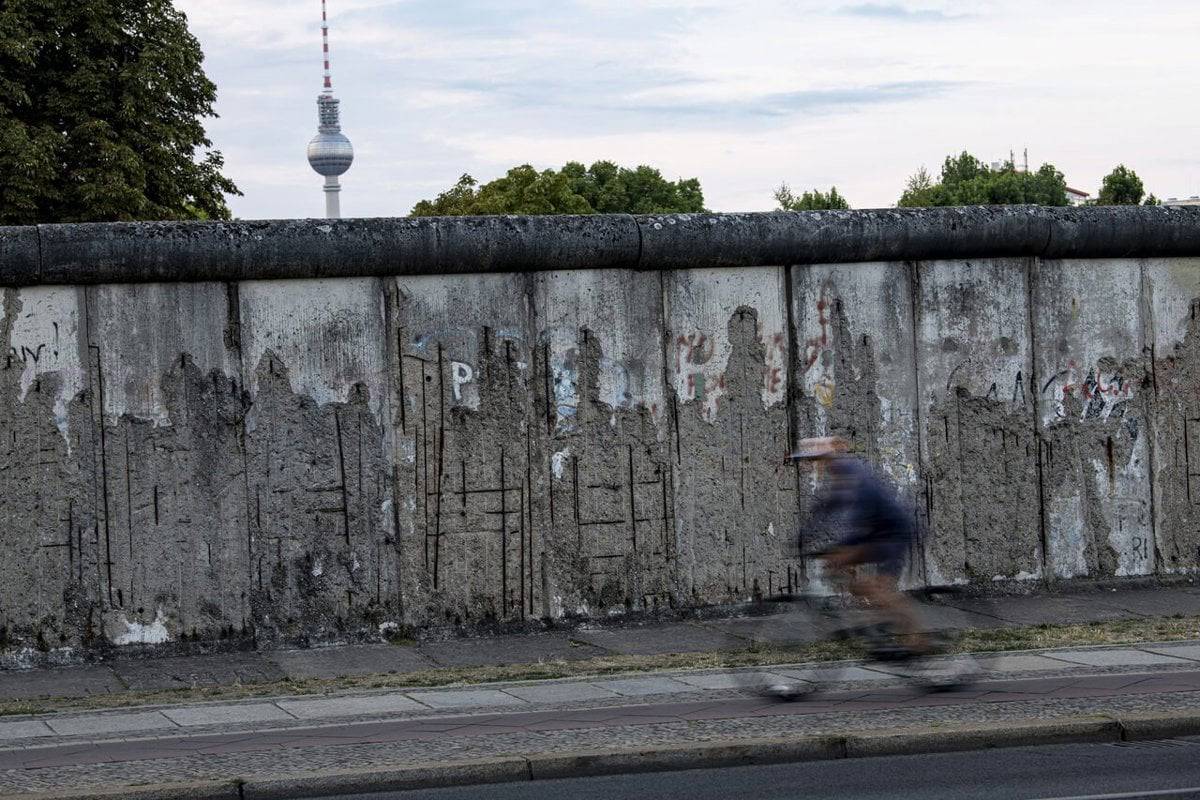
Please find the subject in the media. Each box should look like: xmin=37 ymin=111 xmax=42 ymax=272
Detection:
xmin=849 ymin=540 xmax=928 ymax=653
xmin=821 ymin=544 xmax=868 ymax=609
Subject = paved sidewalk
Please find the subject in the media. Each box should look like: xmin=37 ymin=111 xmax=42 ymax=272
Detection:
xmin=1 ymin=583 xmax=1197 ymax=705
xmin=2 ymin=639 xmax=1200 ymax=797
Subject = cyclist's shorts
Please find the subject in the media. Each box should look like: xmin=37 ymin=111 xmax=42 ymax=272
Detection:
xmin=840 ymin=534 xmax=910 ymax=577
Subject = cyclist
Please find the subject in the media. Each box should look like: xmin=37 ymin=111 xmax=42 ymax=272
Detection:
xmin=791 ymin=436 xmax=928 ymax=658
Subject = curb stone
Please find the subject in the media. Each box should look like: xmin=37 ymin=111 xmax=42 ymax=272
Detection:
xmin=525 ymin=736 xmax=847 ymax=780
xmin=1116 ymin=711 xmax=1200 ymax=741
xmin=842 ymin=717 xmax=1119 ymax=758
xmin=6 ymin=711 xmax=1200 ymax=800
xmin=242 ymin=757 xmax=531 ymax=800
xmin=3 ymin=780 xmax=242 ymax=800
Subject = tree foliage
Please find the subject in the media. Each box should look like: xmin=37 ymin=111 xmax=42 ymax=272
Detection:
xmin=774 ymin=183 xmax=850 ymax=211
xmin=1096 ymin=165 xmax=1146 ymax=205
xmin=411 ymin=161 xmax=705 ymax=216
xmin=897 ymin=151 xmax=1068 ymax=207
xmin=0 ymin=0 xmax=239 ymax=224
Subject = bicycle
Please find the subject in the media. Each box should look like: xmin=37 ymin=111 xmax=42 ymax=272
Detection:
xmin=739 ymin=550 xmax=980 ymax=701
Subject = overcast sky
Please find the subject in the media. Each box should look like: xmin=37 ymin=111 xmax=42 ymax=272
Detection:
xmin=174 ymin=0 xmax=1200 ymax=220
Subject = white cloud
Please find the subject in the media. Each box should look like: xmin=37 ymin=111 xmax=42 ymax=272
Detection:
xmin=176 ymin=0 xmax=1200 ymax=218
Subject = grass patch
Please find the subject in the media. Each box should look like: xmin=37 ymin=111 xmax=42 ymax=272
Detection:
xmin=2 ymin=614 xmax=1197 ymax=718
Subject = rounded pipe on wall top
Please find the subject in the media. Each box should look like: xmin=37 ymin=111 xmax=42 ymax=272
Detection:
xmin=0 ymin=206 xmax=1197 ymax=287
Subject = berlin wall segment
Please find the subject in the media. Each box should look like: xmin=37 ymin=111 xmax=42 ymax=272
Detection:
xmin=1033 ymin=260 xmax=1153 ymax=580
xmin=1143 ymin=258 xmax=1200 ymax=575
xmin=238 ymin=278 xmax=396 ymax=646
xmin=666 ymin=267 xmax=797 ymax=604
xmin=914 ymin=259 xmax=1041 ymax=585
xmin=1 ymin=210 xmax=1200 ymax=659
xmin=791 ymin=261 xmax=921 ymax=587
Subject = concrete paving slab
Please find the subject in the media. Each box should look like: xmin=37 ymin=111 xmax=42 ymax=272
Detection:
xmin=1143 ymin=644 xmax=1200 ymax=662
xmin=46 ymin=711 xmax=175 ymax=736
xmin=915 ymin=602 xmax=1009 ymax=630
xmin=418 ymin=633 xmax=606 ymax=667
xmin=502 ymin=682 xmax=619 ymax=704
xmin=405 ymin=688 xmax=526 ymax=710
xmin=271 ymin=644 xmax=434 ymax=680
xmin=0 ymin=664 xmax=123 ymax=700
xmin=161 ymin=702 xmax=295 ymax=727
xmin=1043 ymin=649 xmax=1194 ymax=667
xmin=696 ymin=614 xmax=821 ymax=645
xmin=573 ymin=624 xmax=746 ymax=655
xmin=0 ymin=720 xmax=53 ymax=740
xmin=778 ymin=665 xmax=899 ymax=683
xmin=940 ymin=595 xmax=1135 ymax=626
xmin=673 ymin=671 xmax=790 ymax=690
xmin=975 ymin=653 xmax=1081 ymax=672
xmin=277 ymin=693 xmax=427 ymax=719
xmin=592 ymin=676 xmax=696 ymax=696
xmin=112 ymin=652 xmax=287 ymax=691
xmin=1092 ymin=588 xmax=1200 ymax=618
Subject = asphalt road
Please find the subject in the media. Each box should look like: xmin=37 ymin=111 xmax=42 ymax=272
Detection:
xmin=310 ymin=737 xmax=1200 ymax=800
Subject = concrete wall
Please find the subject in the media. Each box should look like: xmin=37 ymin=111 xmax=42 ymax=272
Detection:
xmin=2 ymin=210 xmax=1199 ymax=658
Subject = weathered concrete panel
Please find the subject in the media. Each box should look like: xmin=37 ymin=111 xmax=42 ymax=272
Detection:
xmin=533 ymin=270 xmax=672 ymax=615
xmin=0 ymin=286 xmax=96 ymax=649
xmin=666 ymin=267 xmax=797 ymax=602
xmin=915 ymin=259 xmax=1040 ymax=585
xmin=791 ymin=262 xmax=920 ymax=582
xmin=1033 ymin=259 xmax=1152 ymax=579
xmin=1143 ymin=257 xmax=1200 ymax=573
xmin=84 ymin=284 xmax=248 ymax=643
xmin=391 ymin=274 xmax=540 ymax=624
xmin=87 ymin=284 xmax=240 ymax=425
xmin=792 ymin=263 xmax=919 ymax=482
xmin=238 ymin=279 xmax=395 ymax=642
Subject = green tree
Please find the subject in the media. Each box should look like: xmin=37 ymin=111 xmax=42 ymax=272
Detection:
xmin=0 ymin=0 xmax=239 ymax=224
xmin=411 ymin=161 xmax=705 ymax=216
xmin=897 ymin=151 xmax=1068 ymax=207
xmin=774 ymin=183 xmax=850 ymax=210
xmin=1096 ymin=165 xmax=1146 ymax=205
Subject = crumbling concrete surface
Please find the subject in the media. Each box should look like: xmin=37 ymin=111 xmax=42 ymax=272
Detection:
xmin=916 ymin=259 xmax=1041 ymax=585
xmin=1 ymin=216 xmax=1199 ymax=658
xmin=668 ymin=268 xmax=797 ymax=602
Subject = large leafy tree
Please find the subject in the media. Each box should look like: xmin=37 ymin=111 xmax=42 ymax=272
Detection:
xmin=897 ymin=152 xmax=1068 ymax=207
xmin=774 ymin=183 xmax=850 ymax=210
xmin=1096 ymin=165 xmax=1146 ymax=205
xmin=411 ymin=161 xmax=705 ymax=216
xmin=0 ymin=0 xmax=239 ymax=224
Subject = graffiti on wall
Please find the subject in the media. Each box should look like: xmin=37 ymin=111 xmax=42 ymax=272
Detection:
xmin=674 ymin=332 xmax=723 ymax=420
xmin=801 ymin=286 xmax=836 ymax=408
xmin=673 ymin=325 xmax=788 ymax=420
xmin=1042 ymin=359 xmax=1135 ymax=421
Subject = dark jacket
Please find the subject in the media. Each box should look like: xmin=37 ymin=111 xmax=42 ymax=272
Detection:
xmin=809 ymin=456 xmax=915 ymax=545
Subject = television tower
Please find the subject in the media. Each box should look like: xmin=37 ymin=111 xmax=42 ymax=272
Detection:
xmin=306 ymin=0 xmax=353 ymax=218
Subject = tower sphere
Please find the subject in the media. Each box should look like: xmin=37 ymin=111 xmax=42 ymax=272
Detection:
xmin=307 ymin=131 xmax=354 ymax=177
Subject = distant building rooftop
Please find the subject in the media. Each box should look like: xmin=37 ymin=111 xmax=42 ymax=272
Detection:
xmin=1065 ymin=186 xmax=1090 ymax=206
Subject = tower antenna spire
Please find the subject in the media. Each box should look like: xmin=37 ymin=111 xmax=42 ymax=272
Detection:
xmin=321 ymin=0 xmax=332 ymax=91
xmin=307 ymin=0 xmax=354 ymax=218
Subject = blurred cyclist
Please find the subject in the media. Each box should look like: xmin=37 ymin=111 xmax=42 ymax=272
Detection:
xmin=792 ymin=436 xmax=928 ymax=657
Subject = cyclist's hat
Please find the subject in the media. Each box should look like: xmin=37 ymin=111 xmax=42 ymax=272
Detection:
xmin=790 ymin=436 xmax=847 ymax=460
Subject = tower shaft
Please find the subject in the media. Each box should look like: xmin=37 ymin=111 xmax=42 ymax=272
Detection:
xmin=324 ymin=176 xmax=341 ymax=219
